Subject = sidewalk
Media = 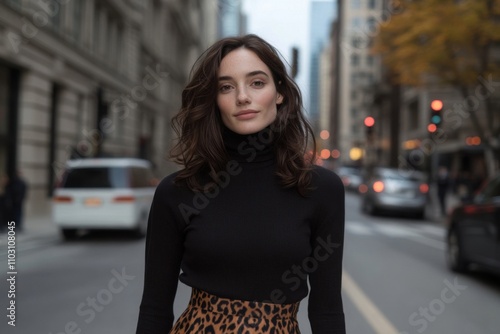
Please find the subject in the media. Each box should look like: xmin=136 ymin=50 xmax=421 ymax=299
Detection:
xmin=0 ymin=211 xmax=59 ymax=247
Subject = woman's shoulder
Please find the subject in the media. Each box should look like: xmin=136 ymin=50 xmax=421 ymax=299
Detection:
xmin=155 ymin=170 xmax=190 ymax=196
xmin=310 ymin=165 xmax=344 ymax=192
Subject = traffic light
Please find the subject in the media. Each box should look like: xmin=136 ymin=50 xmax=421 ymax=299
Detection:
xmin=291 ymin=47 xmax=299 ymax=78
xmin=364 ymin=116 xmax=375 ymax=136
xmin=428 ymin=99 xmax=443 ymax=133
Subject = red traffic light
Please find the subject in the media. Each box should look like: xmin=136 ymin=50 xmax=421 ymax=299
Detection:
xmin=364 ymin=116 xmax=375 ymax=127
xmin=431 ymin=100 xmax=443 ymax=111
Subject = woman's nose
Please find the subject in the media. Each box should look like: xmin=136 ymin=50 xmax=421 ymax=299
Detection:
xmin=236 ymin=87 xmax=250 ymax=105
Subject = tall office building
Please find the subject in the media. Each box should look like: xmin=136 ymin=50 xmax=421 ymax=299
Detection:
xmin=335 ymin=0 xmax=384 ymax=165
xmin=218 ymin=0 xmax=246 ymax=37
xmin=308 ymin=0 xmax=335 ymax=127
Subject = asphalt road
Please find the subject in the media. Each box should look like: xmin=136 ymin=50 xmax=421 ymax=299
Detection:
xmin=1 ymin=192 xmax=499 ymax=333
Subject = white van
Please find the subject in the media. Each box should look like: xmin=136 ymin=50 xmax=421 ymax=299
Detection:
xmin=52 ymin=158 xmax=158 ymax=240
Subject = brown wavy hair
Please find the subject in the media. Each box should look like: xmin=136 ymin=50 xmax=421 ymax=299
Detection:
xmin=170 ymin=34 xmax=316 ymax=196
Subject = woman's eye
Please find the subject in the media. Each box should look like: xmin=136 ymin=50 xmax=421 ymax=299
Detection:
xmin=219 ymin=84 xmax=232 ymax=92
xmin=252 ymin=80 xmax=265 ymax=87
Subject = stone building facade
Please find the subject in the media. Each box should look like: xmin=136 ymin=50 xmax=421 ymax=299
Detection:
xmin=0 ymin=0 xmax=218 ymax=216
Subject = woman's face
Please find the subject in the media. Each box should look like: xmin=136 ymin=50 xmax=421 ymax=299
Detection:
xmin=217 ymin=48 xmax=283 ymax=135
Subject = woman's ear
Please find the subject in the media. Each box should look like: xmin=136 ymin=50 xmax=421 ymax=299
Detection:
xmin=277 ymin=93 xmax=284 ymax=105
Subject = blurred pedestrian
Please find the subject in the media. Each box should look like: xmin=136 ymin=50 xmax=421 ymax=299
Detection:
xmin=0 ymin=174 xmax=8 ymax=233
xmin=136 ymin=35 xmax=346 ymax=334
xmin=455 ymin=171 xmax=474 ymax=201
xmin=436 ymin=166 xmax=450 ymax=216
xmin=5 ymin=170 xmax=28 ymax=232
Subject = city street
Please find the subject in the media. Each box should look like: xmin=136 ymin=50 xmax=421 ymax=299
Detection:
xmin=1 ymin=192 xmax=499 ymax=334
xmin=1 ymin=1 xmax=499 ymax=333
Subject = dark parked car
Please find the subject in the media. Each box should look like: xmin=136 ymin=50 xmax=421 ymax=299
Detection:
xmin=360 ymin=167 xmax=429 ymax=219
xmin=446 ymin=174 xmax=500 ymax=274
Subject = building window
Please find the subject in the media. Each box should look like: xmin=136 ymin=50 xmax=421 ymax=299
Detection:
xmin=73 ymin=94 xmax=85 ymax=148
xmin=51 ymin=1 xmax=62 ymax=31
xmin=4 ymin=0 xmax=21 ymax=10
xmin=368 ymin=0 xmax=377 ymax=9
xmin=366 ymin=72 xmax=374 ymax=84
xmin=352 ymin=17 xmax=362 ymax=29
xmin=73 ymin=0 xmax=83 ymax=43
xmin=366 ymin=55 xmax=374 ymax=66
xmin=93 ymin=6 xmax=107 ymax=57
xmin=351 ymin=54 xmax=360 ymax=66
xmin=117 ymin=25 xmax=125 ymax=74
xmin=93 ymin=6 xmax=101 ymax=54
xmin=351 ymin=0 xmax=361 ymax=9
xmin=351 ymin=108 xmax=358 ymax=117
xmin=351 ymin=73 xmax=357 ymax=85
xmin=107 ymin=18 xmax=116 ymax=65
xmin=367 ymin=17 xmax=378 ymax=34
xmin=352 ymin=35 xmax=370 ymax=49
xmin=408 ymin=100 xmax=419 ymax=131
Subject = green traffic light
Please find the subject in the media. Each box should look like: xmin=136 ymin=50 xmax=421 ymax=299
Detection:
xmin=431 ymin=115 xmax=441 ymax=124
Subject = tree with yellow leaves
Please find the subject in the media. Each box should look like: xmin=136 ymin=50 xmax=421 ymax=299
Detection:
xmin=374 ymin=0 xmax=500 ymax=176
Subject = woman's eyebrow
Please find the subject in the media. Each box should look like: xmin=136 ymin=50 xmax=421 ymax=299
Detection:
xmin=218 ymin=70 xmax=270 ymax=81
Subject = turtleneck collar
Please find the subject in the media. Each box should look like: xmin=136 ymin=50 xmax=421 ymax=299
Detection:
xmin=222 ymin=125 xmax=276 ymax=163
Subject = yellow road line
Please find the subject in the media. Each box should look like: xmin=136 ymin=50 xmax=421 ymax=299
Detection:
xmin=342 ymin=270 xmax=401 ymax=334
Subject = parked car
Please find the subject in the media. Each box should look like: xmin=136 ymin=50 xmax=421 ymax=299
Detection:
xmin=337 ymin=166 xmax=363 ymax=192
xmin=360 ymin=167 xmax=429 ymax=219
xmin=446 ymin=174 xmax=500 ymax=274
xmin=53 ymin=158 xmax=158 ymax=240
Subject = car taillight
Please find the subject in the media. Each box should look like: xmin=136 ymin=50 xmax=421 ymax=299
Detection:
xmin=53 ymin=196 xmax=73 ymax=203
xmin=342 ymin=177 xmax=350 ymax=186
xmin=463 ymin=205 xmax=477 ymax=214
xmin=419 ymin=183 xmax=429 ymax=193
xmin=358 ymin=184 xmax=368 ymax=194
xmin=373 ymin=181 xmax=384 ymax=193
xmin=113 ymin=196 xmax=136 ymax=203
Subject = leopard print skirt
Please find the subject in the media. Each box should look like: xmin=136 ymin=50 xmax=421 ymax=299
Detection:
xmin=169 ymin=288 xmax=301 ymax=333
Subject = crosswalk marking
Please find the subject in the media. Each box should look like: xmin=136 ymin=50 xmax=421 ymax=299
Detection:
xmin=419 ymin=225 xmax=446 ymax=237
xmin=345 ymin=220 xmax=446 ymax=251
xmin=345 ymin=222 xmax=373 ymax=235
xmin=407 ymin=234 xmax=446 ymax=251
xmin=373 ymin=223 xmax=420 ymax=238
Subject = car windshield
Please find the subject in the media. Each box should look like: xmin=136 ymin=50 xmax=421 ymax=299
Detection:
xmin=376 ymin=169 xmax=423 ymax=182
xmin=61 ymin=167 xmax=128 ymax=188
xmin=340 ymin=167 xmax=361 ymax=175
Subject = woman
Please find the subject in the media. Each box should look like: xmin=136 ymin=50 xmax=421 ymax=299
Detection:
xmin=136 ymin=34 xmax=345 ymax=334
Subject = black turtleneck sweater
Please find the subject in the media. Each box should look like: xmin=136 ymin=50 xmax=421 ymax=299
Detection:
xmin=136 ymin=127 xmax=346 ymax=333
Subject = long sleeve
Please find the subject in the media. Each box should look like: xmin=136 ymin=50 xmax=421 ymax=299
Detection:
xmin=308 ymin=169 xmax=346 ymax=333
xmin=136 ymin=175 xmax=185 ymax=333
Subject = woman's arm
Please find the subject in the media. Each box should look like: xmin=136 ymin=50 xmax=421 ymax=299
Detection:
xmin=308 ymin=168 xmax=346 ymax=333
xmin=136 ymin=176 xmax=184 ymax=333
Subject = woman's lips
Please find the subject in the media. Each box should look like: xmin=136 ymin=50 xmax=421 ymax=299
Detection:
xmin=234 ymin=110 xmax=259 ymax=120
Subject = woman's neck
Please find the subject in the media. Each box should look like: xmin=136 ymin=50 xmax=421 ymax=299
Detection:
xmin=222 ymin=125 xmax=276 ymax=163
